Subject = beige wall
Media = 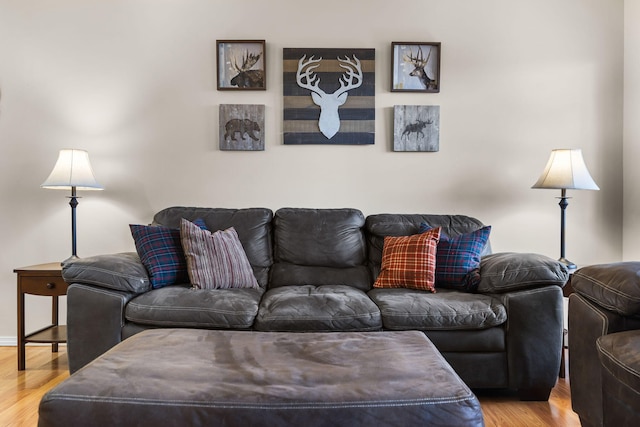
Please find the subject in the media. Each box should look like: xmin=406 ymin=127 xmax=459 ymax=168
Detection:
xmin=625 ymin=0 xmax=640 ymax=260
xmin=0 ymin=0 xmax=626 ymax=340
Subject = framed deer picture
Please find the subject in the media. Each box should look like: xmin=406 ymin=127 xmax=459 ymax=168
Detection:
xmin=391 ymin=42 xmax=441 ymax=93
xmin=283 ymin=47 xmax=375 ymax=145
xmin=217 ymin=40 xmax=266 ymax=90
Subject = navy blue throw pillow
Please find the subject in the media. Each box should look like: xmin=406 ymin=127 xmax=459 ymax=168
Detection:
xmin=419 ymin=223 xmax=491 ymax=292
xmin=130 ymin=218 xmax=207 ymax=289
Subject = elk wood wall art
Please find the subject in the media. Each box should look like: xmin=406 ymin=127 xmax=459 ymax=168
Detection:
xmin=391 ymin=42 xmax=441 ymax=93
xmin=217 ymin=40 xmax=266 ymax=90
xmin=283 ymin=47 xmax=375 ymax=145
xmin=393 ymin=105 xmax=440 ymax=152
xmin=219 ymin=104 xmax=265 ymax=151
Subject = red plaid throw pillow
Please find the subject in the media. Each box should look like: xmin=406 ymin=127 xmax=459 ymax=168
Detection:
xmin=373 ymin=228 xmax=441 ymax=292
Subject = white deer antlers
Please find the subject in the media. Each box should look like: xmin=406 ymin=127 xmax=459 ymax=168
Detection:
xmin=296 ymin=54 xmax=363 ymax=139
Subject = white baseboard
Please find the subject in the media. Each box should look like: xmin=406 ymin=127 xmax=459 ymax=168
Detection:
xmin=0 ymin=337 xmax=67 ymax=347
xmin=0 ymin=337 xmax=17 ymax=346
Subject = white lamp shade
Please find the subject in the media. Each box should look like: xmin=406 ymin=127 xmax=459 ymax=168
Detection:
xmin=41 ymin=149 xmax=103 ymax=190
xmin=532 ymin=148 xmax=599 ymax=190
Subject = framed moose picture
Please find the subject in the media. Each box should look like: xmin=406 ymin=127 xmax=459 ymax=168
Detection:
xmin=391 ymin=42 xmax=441 ymax=93
xmin=217 ymin=40 xmax=266 ymax=90
xmin=393 ymin=105 xmax=440 ymax=152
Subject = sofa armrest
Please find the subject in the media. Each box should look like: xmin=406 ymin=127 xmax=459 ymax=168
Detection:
xmin=477 ymin=252 xmax=569 ymax=294
xmin=67 ymin=283 xmax=138 ymax=373
xmin=62 ymin=252 xmax=151 ymax=294
xmin=495 ymin=285 xmax=564 ymax=400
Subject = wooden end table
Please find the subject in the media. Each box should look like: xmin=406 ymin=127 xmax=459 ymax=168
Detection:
xmin=14 ymin=262 xmax=68 ymax=370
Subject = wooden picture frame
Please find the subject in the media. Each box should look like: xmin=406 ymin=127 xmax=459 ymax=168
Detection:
xmin=217 ymin=40 xmax=266 ymax=90
xmin=283 ymin=47 xmax=375 ymax=145
xmin=391 ymin=42 xmax=441 ymax=93
xmin=393 ymin=105 xmax=440 ymax=152
xmin=219 ymin=104 xmax=265 ymax=151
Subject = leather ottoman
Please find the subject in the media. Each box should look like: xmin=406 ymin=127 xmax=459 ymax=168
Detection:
xmin=39 ymin=329 xmax=484 ymax=426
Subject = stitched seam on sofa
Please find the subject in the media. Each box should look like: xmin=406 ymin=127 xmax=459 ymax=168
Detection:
xmin=44 ymin=394 xmax=476 ymax=408
xmin=380 ymin=315 xmax=503 ymax=327
xmin=589 ymin=298 xmax=618 ymax=314
xmin=69 ymin=278 xmax=146 ymax=293
xmin=573 ymin=294 xmax=610 ymax=337
xmin=574 ymin=273 xmax=640 ymax=302
xmin=482 ymin=265 xmax=561 ymax=276
xmin=259 ymin=312 xmax=380 ymax=321
xmin=80 ymin=286 xmax=128 ymax=328
xmin=123 ymin=318 xmax=251 ymax=327
xmin=379 ymin=308 xmax=502 ymax=317
xmin=384 ymin=324 xmax=492 ymax=331
xmin=579 ymin=275 xmax=640 ymax=301
xmin=126 ymin=303 xmax=256 ymax=315
xmin=72 ymin=265 xmax=148 ymax=281
xmin=379 ymin=312 xmax=504 ymax=328
xmin=480 ymin=278 xmax=563 ymax=286
xmin=580 ymin=290 xmax=627 ymax=313
xmin=596 ymin=342 xmax=640 ymax=378
xmin=67 ymin=268 xmax=149 ymax=292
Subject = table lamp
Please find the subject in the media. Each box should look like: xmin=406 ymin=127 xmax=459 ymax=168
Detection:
xmin=532 ymin=148 xmax=599 ymax=270
xmin=41 ymin=149 xmax=103 ymax=263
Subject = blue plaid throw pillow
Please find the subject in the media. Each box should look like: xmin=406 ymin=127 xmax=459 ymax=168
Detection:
xmin=419 ymin=223 xmax=491 ymax=292
xmin=130 ymin=218 xmax=207 ymax=289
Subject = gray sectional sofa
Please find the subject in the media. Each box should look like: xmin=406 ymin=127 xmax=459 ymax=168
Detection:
xmin=62 ymin=207 xmax=569 ymax=400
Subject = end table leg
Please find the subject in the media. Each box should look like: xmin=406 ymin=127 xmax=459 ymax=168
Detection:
xmin=52 ymin=296 xmax=59 ymax=353
xmin=18 ymin=291 xmax=25 ymax=370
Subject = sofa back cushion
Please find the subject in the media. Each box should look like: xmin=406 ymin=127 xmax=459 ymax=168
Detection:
xmin=270 ymin=208 xmax=370 ymax=291
xmin=366 ymin=214 xmax=491 ymax=280
xmin=153 ymin=207 xmax=273 ymax=287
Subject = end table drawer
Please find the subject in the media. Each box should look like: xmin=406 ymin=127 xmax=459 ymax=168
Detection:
xmin=20 ymin=277 xmax=68 ymax=296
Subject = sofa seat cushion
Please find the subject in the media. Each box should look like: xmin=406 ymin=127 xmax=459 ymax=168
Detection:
xmin=255 ymin=285 xmax=382 ymax=332
xmin=368 ymin=288 xmax=507 ymax=330
xmin=573 ymin=262 xmax=640 ymax=316
xmin=125 ymin=285 xmax=264 ymax=329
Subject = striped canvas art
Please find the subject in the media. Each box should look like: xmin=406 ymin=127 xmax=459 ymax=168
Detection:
xmin=283 ymin=48 xmax=375 ymax=145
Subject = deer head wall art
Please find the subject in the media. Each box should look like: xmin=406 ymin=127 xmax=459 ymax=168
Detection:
xmin=296 ymin=54 xmax=362 ymax=139
xmin=283 ymin=48 xmax=375 ymax=145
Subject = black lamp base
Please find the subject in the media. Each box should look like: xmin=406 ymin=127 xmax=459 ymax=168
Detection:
xmin=558 ymin=257 xmax=577 ymax=271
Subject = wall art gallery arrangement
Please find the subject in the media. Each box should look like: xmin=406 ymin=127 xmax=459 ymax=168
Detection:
xmin=216 ymin=40 xmax=440 ymax=151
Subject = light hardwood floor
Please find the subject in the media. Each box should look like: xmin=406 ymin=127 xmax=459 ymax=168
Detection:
xmin=0 ymin=346 xmax=581 ymax=426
